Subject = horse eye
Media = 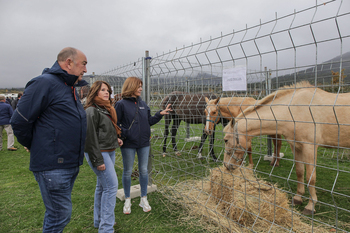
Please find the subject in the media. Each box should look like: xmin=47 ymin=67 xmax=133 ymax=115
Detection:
xmin=224 ymin=139 xmax=228 ymax=143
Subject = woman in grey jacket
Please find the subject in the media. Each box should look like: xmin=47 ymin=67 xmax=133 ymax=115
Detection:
xmin=84 ymin=81 xmax=123 ymax=233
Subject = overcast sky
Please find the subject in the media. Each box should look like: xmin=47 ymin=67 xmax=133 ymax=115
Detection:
xmin=0 ymin=0 xmax=348 ymax=88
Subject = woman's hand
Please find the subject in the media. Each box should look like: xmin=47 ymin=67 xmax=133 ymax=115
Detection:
xmin=118 ymin=138 xmax=123 ymax=146
xmin=97 ymin=164 xmax=106 ymax=171
xmin=160 ymin=104 xmax=172 ymax=115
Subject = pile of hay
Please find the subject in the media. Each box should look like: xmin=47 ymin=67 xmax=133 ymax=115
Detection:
xmin=166 ymin=166 xmax=328 ymax=232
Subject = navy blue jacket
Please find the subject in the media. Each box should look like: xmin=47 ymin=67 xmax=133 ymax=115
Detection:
xmin=10 ymin=61 xmax=87 ymax=172
xmin=0 ymin=102 xmax=13 ymax=125
xmin=115 ymin=97 xmax=162 ymax=148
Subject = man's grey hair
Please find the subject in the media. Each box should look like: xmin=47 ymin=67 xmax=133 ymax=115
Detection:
xmin=57 ymin=47 xmax=78 ymax=62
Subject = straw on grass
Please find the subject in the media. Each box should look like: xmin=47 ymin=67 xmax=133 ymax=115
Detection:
xmin=164 ymin=166 xmax=329 ymax=232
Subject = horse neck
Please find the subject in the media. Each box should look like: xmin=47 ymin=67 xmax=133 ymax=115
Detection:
xmin=236 ymin=117 xmax=282 ymax=139
xmin=218 ymin=98 xmax=256 ymax=119
xmin=235 ymin=127 xmax=250 ymax=149
xmin=219 ymin=104 xmax=250 ymax=119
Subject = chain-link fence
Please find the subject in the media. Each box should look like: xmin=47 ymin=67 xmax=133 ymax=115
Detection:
xmin=83 ymin=0 xmax=350 ymax=232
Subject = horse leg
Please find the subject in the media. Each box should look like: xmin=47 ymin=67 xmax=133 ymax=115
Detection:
xmin=209 ymin=129 xmax=217 ymax=161
xmin=247 ymin=146 xmax=253 ymax=167
xmin=270 ymin=135 xmax=282 ymax=166
xmin=200 ymin=124 xmax=217 ymax=161
xmin=197 ymin=128 xmax=207 ymax=159
xmin=171 ymin=117 xmax=181 ymax=156
xmin=198 ymin=124 xmax=217 ymax=161
xmin=302 ymin=145 xmax=318 ymax=215
xmin=162 ymin=115 xmax=171 ymax=157
xmin=293 ymin=149 xmax=305 ymax=207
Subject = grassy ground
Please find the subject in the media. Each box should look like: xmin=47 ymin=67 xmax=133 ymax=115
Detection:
xmin=0 ymin=131 xmax=214 ymax=233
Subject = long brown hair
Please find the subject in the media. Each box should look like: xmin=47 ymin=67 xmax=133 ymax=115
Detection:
xmin=84 ymin=81 xmax=112 ymax=109
xmin=121 ymin=77 xmax=143 ymax=98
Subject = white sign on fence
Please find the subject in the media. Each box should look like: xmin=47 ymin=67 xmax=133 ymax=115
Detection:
xmin=222 ymin=67 xmax=247 ymax=91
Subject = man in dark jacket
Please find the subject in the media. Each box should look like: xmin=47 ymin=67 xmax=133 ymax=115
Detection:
xmin=10 ymin=47 xmax=88 ymax=232
xmin=0 ymin=95 xmax=17 ymax=151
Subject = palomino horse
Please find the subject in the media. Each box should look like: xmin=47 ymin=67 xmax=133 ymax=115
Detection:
xmin=162 ymin=91 xmax=228 ymax=160
xmin=223 ymin=81 xmax=350 ymax=215
xmin=204 ymin=97 xmax=282 ymax=166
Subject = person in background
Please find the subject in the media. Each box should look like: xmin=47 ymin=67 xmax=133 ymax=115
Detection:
xmin=114 ymin=76 xmax=171 ymax=214
xmin=0 ymin=95 xmax=17 ymax=151
xmin=6 ymin=96 xmax=12 ymax=105
xmin=84 ymin=80 xmax=123 ymax=232
xmin=10 ymin=47 xmax=88 ymax=232
xmin=79 ymin=85 xmax=90 ymax=106
xmin=11 ymin=93 xmax=22 ymax=110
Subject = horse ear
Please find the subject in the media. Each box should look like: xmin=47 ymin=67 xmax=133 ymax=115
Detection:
xmin=205 ymin=97 xmax=209 ymax=103
xmin=214 ymin=97 xmax=220 ymax=105
xmin=230 ymin=118 xmax=235 ymax=127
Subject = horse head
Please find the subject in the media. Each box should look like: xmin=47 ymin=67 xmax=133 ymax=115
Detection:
xmin=204 ymin=97 xmax=221 ymax=135
xmin=223 ymin=119 xmax=247 ymax=170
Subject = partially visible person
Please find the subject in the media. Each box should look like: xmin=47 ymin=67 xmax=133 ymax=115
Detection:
xmin=79 ymin=85 xmax=90 ymax=106
xmin=0 ymin=95 xmax=17 ymax=151
xmin=84 ymin=81 xmax=123 ymax=232
xmin=11 ymin=93 xmax=22 ymax=110
xmin=6 ymin=96 xmax=12 ymax=105
xmin=10 ymin=47 xmax=88 ymax=232
xmin=114 ymin=77 xmax=171 ymax=214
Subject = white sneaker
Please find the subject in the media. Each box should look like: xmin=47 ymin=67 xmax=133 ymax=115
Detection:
xmin=139 ymin=196 xmax=151 ymax=212
xmin=123 ymin=198 xmax=131 ymax=214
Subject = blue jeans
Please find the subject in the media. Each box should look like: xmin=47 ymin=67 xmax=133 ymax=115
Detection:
xmin=121 ymin=146 xmax=150 ymax=198
xmin=85 ymin=151 xmax=118 ymax=233
xmin=33 ymin=167 xmax=79 ymax=233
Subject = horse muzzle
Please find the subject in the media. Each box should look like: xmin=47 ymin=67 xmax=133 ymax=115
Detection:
xmin=224 ymin=161 xmax=237 ymax=171
xmin=204 ymin=128 xmax=214 ymax=135
xmin=224 ymin=149 xmax=244 ymax=170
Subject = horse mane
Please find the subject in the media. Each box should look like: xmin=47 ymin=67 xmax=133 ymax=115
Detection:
xmin=236 ymin=81 xmax=313 ymax=119
xmin=216 ymin=96 xmax=253 ymax=105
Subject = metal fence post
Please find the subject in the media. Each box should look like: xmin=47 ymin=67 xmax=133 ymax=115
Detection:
xmin=265 ymin=67 xmax=272 ymax=156
xmin=143 ymin=51 xmax=154 ymax=185
xmin=186 ymin=77 xmax=190 ymax=138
